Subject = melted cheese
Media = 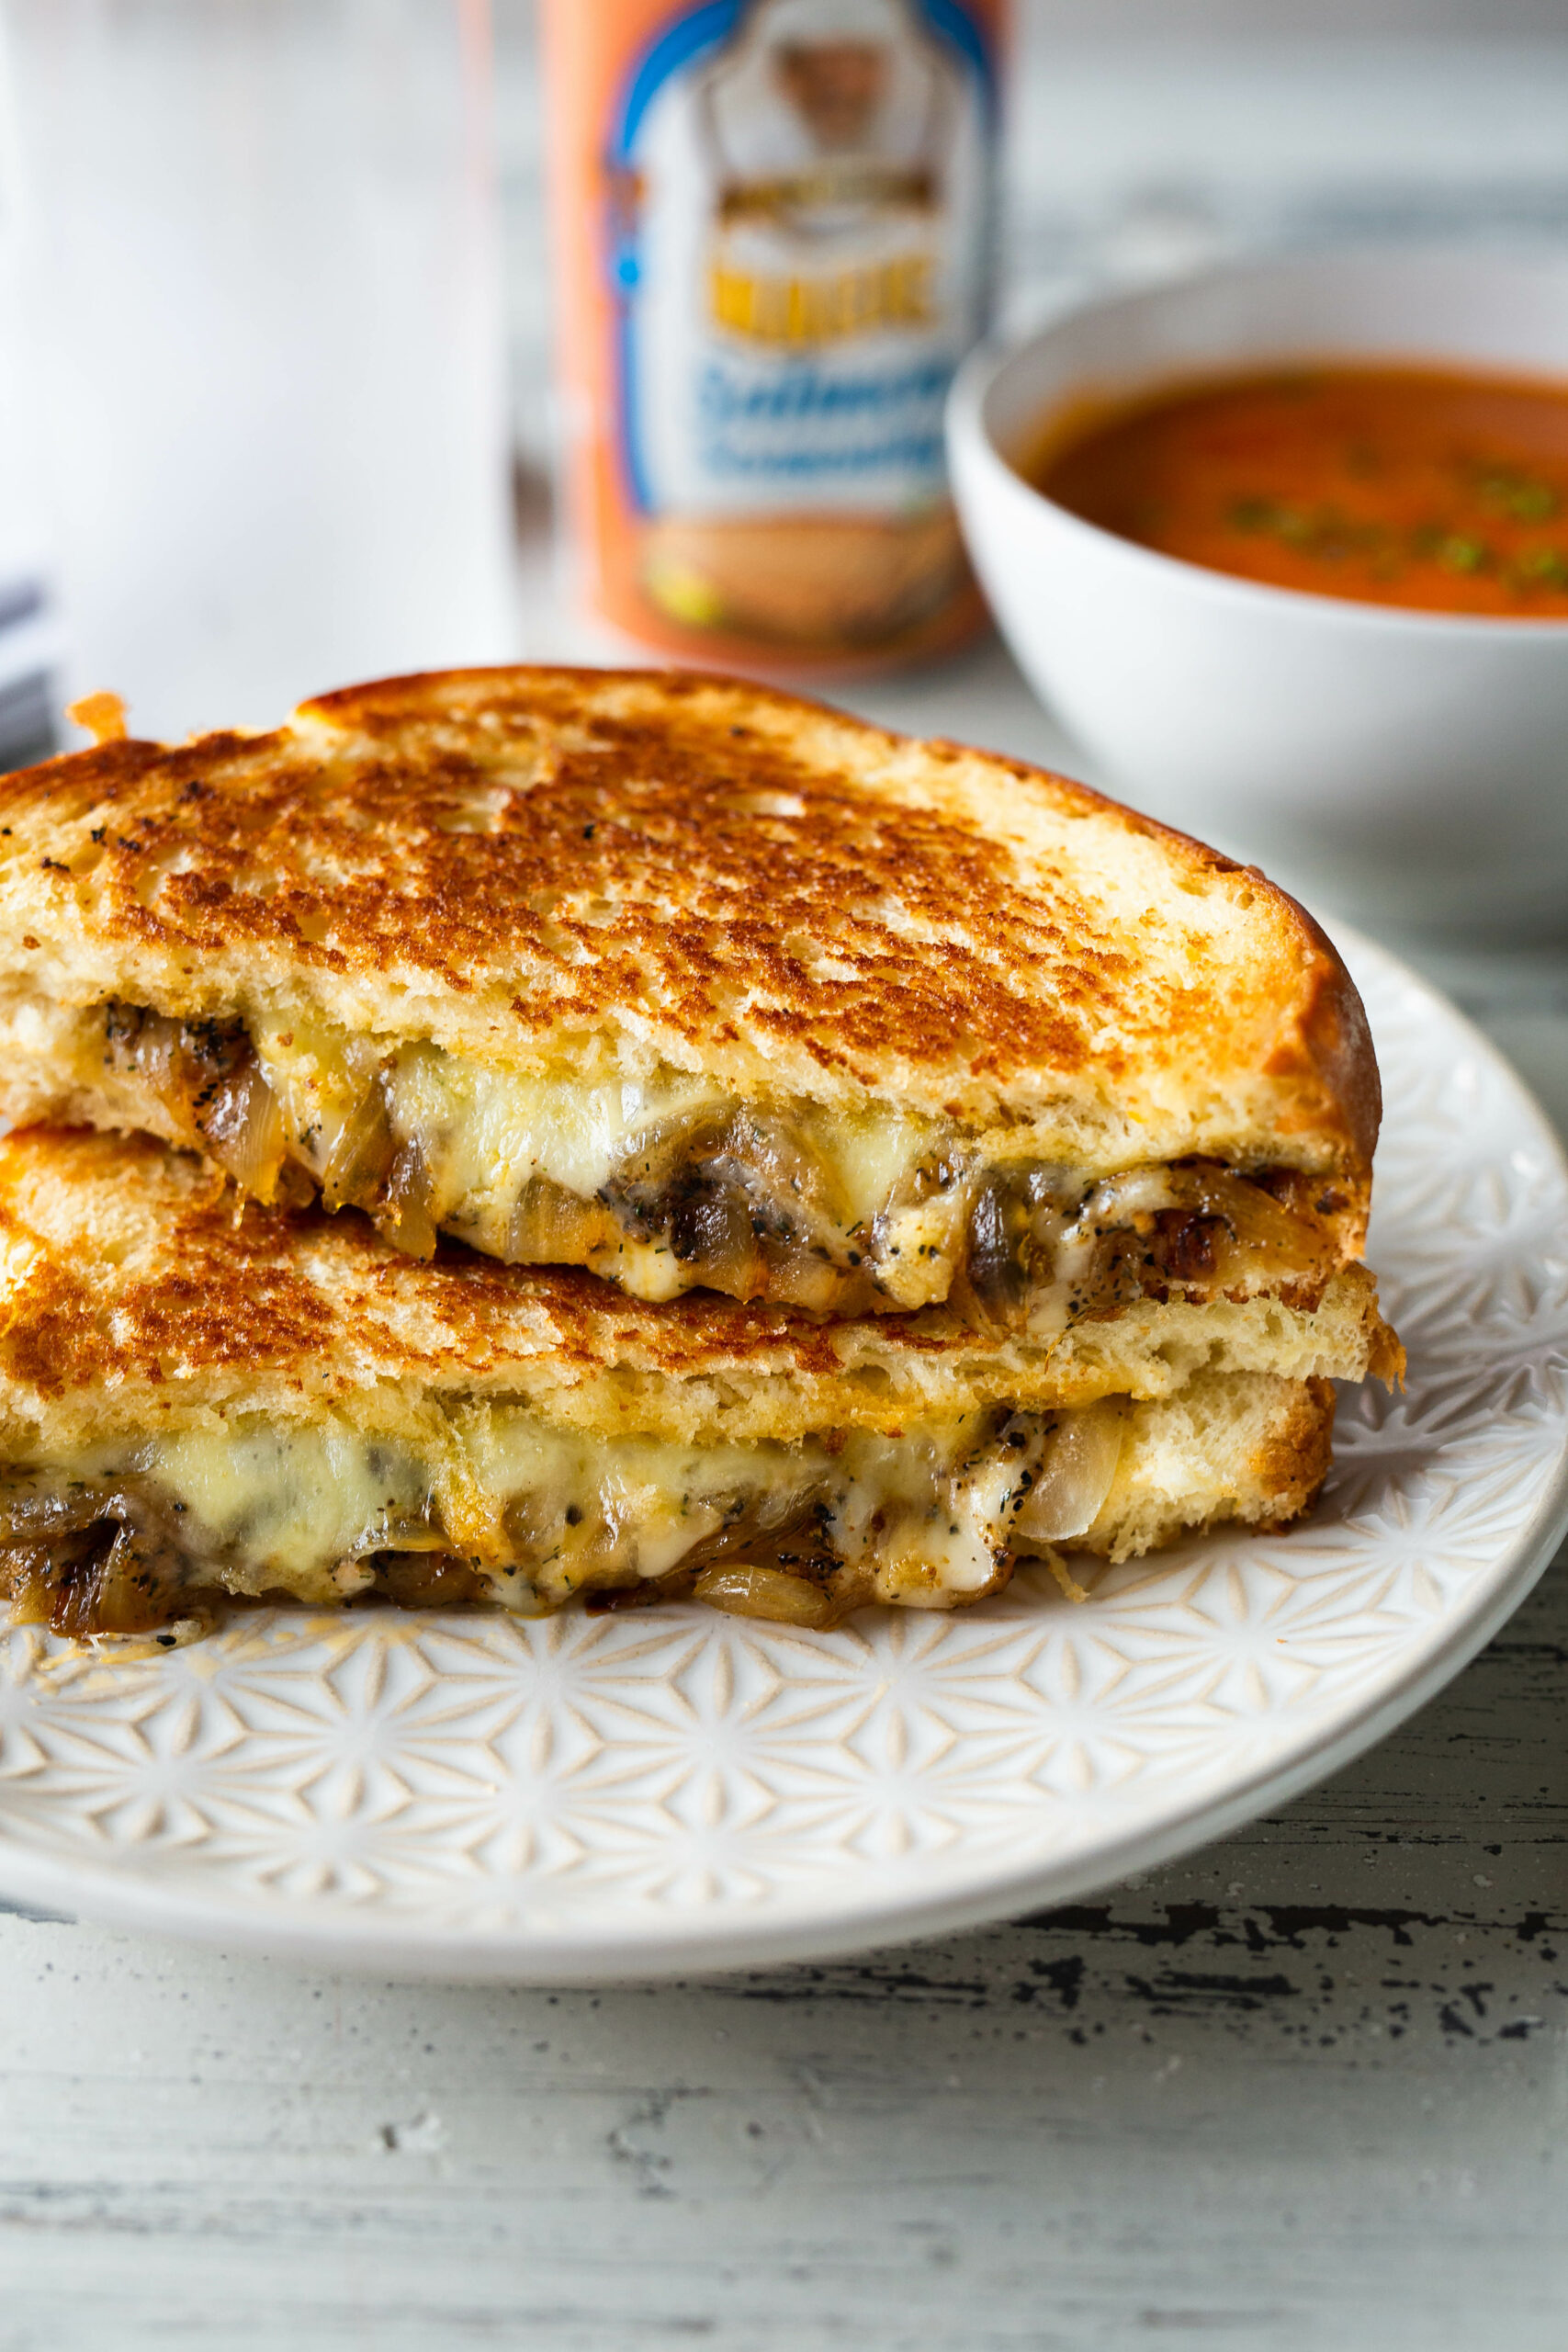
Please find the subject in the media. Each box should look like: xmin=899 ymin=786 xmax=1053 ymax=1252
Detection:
xmin=255 ymin=1017 xmax=739 ymax=1207
xmin=251 ymin=1015 xmax=948 ymax=1267
xmin=5 ymin=994 xmax=1336 ymax=1322
xmin=55 ymin=1404 xmax=1044 ymax=1612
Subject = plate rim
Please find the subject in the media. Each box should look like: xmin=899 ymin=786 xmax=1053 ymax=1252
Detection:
xmin=1 ymin=928 xmax=1564 ymax=1980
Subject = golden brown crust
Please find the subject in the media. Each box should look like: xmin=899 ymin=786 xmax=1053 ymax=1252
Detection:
xmin=0 ymin=666 xmax=1379 ymax=1185
xmin=0 ymin=1129 xmax=1397 ymax=1453
xmin=1267 ymin=896 xmax=1382 ymax=1177
xmin=1253 ymin=1372 xmax=1337 ymax=1528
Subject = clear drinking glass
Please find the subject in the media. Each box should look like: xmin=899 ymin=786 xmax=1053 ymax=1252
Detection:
xmin=3 ymin=0 xmax=514 ymax=741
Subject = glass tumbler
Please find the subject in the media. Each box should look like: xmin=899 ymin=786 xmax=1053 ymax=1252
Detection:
xmin=4 ymin=0 xmax=514 ymax=741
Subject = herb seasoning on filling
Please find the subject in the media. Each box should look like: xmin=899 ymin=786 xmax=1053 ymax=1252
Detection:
xmin=1027 ymin=363 xmax=1568 ymax=617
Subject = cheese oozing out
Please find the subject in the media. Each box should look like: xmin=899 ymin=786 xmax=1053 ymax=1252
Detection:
xmin=0 ymin=1399 xmax=1134 ymax=1641
xmin=7 ymin=994 xmax=1345 ymax=1324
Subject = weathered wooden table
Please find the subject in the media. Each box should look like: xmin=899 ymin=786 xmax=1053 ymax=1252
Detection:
xmin=3 ymin=1573 xmax=1563 ymax=2348
xmin=6 ymin=29 xmax=1568 ymax=2347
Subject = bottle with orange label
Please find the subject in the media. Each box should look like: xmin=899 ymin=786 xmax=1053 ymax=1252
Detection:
xmin=542 ymin=0 xmax=1006 ymax=672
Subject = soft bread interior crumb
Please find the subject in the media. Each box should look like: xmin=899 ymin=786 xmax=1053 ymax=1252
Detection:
xmin=1073 ymin=1371 xmax=1336 ymax=1562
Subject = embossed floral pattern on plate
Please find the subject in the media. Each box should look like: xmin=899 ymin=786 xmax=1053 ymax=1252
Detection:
xmin=2 ymin=937 xmax=1565 ymax=1978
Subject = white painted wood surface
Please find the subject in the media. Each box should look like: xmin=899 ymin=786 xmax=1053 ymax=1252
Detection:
xmin=2 ymin=1555 xmax=1562 ymax=2349
xmin=4 ymin=30 xmax=1567 ymax=2350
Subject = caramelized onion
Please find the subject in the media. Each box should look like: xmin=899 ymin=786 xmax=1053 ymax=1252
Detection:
xmin=103 ymin=1002 xmax=251 ymax=1146
xmin=1174 ymin=1163 xmax=1328 ymax=1264
xmin=1161 ymin=1165 xmax=1337 ymax=1300
xmin=321 ymin=1077 xmax=397 ymax=1213
xmin=201 ymin=1059 xmax=287 ymax=1200
xmin=102 ymin=1002 xmax=186 ymax=1115
xmin=0 ymin=1474 xmax=125 ymax=1541
xmin=0 ymin=1477 xmax=193 ymax=1636
xmin=379 ymin=1137 xmax=438 ymax=1260
xmin=1014 ymin=1398 xmax=1129 ymax=1544
xmin=507 ymin=1174 xmax=603 ymax=1264
xmin=1069 ymin=1160 xmax=1336 ymax=1307
xmin=365 ymin=1552 xmax=491 ymax=1607
xmin=729 ymin=1109 xmax=840 ymax=1217
xmin=694 ymin=1562 xmax=834 ymax=1628
xmin=767 ymin=1250 xmax=844 ymax=1314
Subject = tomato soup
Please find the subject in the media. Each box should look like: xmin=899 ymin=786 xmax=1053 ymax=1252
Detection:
xmin=1028 ymin=363 xmax=1568 ymax=617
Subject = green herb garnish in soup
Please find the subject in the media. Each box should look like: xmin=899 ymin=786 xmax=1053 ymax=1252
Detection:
xmin=1026 ymin=364 xmax=1568 ymax=617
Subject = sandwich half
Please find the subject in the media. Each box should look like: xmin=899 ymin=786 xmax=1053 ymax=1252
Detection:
xmin=0 ymin=1130 xmax=1399 ymax=1642
xmin=0 ymin=667 xmax=1380 ymax=1334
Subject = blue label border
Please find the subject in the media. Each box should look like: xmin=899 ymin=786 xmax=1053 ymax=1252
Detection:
xmin=606 ymin=0 xmax=998 ymax=517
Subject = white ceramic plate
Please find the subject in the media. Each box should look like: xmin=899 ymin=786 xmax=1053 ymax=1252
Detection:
xmin=1 ymin=935 xmax=1564 ymax=1980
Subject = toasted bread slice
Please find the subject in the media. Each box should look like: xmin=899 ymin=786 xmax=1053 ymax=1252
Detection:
xmin=0 ymin=666 xmax=1380 ymax=1326
xmin=0 ymin=1129 xmax=1397 ymax=1639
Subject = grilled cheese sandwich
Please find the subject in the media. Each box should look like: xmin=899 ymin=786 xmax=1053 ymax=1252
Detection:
xmin=0 ymin=667 xmax=1379 ymax=1329
xmin=0 ymin=1130 xmax=1393 ymax=1640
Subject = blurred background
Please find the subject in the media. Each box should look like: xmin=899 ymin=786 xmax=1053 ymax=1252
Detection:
xmin=3 ymin=0 xmax=1566 ymax=753
xmin=495 ymin=0 xmax=1568 ymax=523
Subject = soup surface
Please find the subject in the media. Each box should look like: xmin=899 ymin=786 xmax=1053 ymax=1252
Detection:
xmin=1030 ymin=363 xmax=1568 ymax=617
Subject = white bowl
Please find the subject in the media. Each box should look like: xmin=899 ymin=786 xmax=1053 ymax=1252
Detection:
xmin=947 ymin=249 xmax=1568 ymax=934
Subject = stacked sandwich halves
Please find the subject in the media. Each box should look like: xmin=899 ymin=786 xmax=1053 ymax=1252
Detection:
xmin=0 ymin=667 xmax=1400 ymax=1640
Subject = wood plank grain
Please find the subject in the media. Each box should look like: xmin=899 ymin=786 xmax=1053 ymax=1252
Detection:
xmin=0 ymin=1562 xmax=1561 ymax=2351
